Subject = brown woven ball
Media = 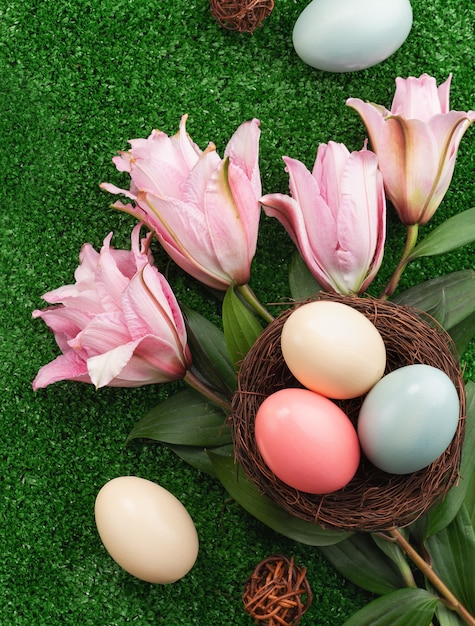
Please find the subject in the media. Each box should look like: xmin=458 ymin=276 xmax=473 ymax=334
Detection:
xmin=230 ymin=292 xmax=466 ymax=532
xmin=209 ymin=0 xmax=274 ymax=33
xmin=243 ymin=555 xmax=312 ymax=625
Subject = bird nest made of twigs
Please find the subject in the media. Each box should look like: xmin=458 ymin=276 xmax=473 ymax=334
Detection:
xmin=229 ymin=292 xmax=466 ymax=532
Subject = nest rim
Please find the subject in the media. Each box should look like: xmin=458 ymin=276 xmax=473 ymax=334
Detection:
xmin=229 ymin=292 xmax=466 ymax=533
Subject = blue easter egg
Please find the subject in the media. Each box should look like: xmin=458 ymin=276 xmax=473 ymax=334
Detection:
xmin=357 ymin=364 xmax=460 ymax=474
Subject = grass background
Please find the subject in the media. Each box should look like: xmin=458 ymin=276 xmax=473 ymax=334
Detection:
xmin=1 ymin=0 xmax=474 ymax=623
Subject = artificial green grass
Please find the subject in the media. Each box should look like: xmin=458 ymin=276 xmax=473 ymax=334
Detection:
xmin=1 ymin=0 xmax=474 ymax=623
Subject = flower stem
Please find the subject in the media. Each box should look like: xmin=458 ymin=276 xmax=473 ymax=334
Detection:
xmin=388 ymin=529 xmax=475 ymax=625
xmin=237 ymin=284 xmax=275 ymax=323
xmin=184 ymin=370 xmax=232 ymax=413
xmin=380 ymin=223 xmax=419 ymax=299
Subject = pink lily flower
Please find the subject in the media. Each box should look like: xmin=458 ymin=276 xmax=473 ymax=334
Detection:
xmin=100 ymin=115 xmax=262 ymax=290
xmin=32 ymin=224 xmax=191 ymax=390
xmin=347 ymin=74 xmax=475 ymax=225
xmin=260 ymin=141 xmax=386 ymax=295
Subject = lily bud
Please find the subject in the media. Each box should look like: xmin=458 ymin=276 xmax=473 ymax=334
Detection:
xmin=347 ymin=74 xmax=475 ymax=225
xmin=261 ymin=141 xmax=386 ymax=295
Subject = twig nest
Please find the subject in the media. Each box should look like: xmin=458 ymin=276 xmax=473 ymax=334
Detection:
xmin=230 ymin=292 xmax=466 ymax=532
xmin=243 ymin=555 xmax=312 ymax=625
xmin=209 ymin=0 xmax=274 ymax=33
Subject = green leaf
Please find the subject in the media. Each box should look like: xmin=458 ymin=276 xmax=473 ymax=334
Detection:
xmin=222 ymin=285 xmax=263 ymax=370
xmin=342 ymin=588 xmax=439 ymax=626
xmin=408 ymin=207 xmax=475 ymax=260
xmin=426 ymin=380 xmax=475 ymax=537
xmin=435 ymin=602 xmax=467 ymax=626
xmin=126 ymin=388 xmax=232 ymax=447
xmin=320 ymin=533 xmax=407 ymax=595
xmin=168 ymin=444 xmax=217 ymax=476
xmin=392 ymin=270 xmax=475 ymax=353
xmin=372 ymin=532 xmax=416 ymax=588
xmin=168 ymin=443 xmax=234 ymax=477
xmin=182 ymin=305 xmax=237 ymax=394
xmin=426 ymin=504 xmax=475 ymax=614
xmin=464 ymin=421 xmax=475 ymax=528
xmin=449 ymin=311 xmax=475 ymax=358
xmin=288 ymin=252 xmax=321 ymax=300
xmin=208 ymin=452 xmax=351 ymax=546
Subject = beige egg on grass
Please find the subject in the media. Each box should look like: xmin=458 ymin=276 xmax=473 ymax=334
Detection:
xmin=95 ymin=476 xmax=199 ymax=584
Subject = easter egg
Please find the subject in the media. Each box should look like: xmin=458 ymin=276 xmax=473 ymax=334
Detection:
xmin=292 ymin=0 xmax=413 ymax=73
xmin=358 ymin=364 xmax=460 ymax=474
xmin=95 ymin=476 xmax=199 ymax=583
xmin=255 ymin=388 xmax=360 ymax=494
xmin=281 ymin=301 xmax=386 ymax=399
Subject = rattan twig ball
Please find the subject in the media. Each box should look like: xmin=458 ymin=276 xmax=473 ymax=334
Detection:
xmin=230 ymin=292 xmax=466 ymax=532
xmin=209 ymin=0 xmax=274 ymax=33
xmin=243 ymin=555 xmax=312 ymax=625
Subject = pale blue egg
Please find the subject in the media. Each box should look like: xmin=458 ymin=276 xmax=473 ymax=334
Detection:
xmin=358 ymin=364 xmax=460 ymax=474
xmin=292 ymin=0 xmax=413 ymax=73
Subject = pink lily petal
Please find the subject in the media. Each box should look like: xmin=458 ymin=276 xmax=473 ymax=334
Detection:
xmin=157 ymin=235 xmax=231 ymax=291
xmin=33 ymin=306 xmax=93 ymax=352
xmin=140 ymin=265 xmax=188 ymax=344
xmin=313 ymin=142 xmax=352 ymax=214
xmin=169 ymin=114 xmax=204 ymax=170
xmin=40 ymin=284 xmax=101 ymax=312
xmin=335 ymin=149 xmax=385 ymax=289
xmin=100 ymin=182 xmax=137 ymax=201
xmin=204 ymin=158 xmax=259 ymax=285
xmin=70 ymin=311 xmax=131 ymax=356
xmin=382 ymin=114 xmax=475 ymax=224
xmin=111 ymin=151 xmax=133 ymax=173
xmin=128 ymin=155 xmax=188 ymax=198
xmin=260 ymin=191 xmax=338 ymax=292
xmin=89 ymin=233 xmax=131 ymax=311
xmin=87 ymin=340 xmax=140 ymax=388
xmin=346 ymin=98 xmax=387 ymax=151
xmin=181 ymin=144 xmax=221 ymax=208
xmin=128 ymin=128 xmax=198 ymax=181
xmin=109 ymin=247 xmax=142 ymax=280
xmin=260 ymin=192 xmax=305 ymax=251
xmin=109 ymin=199 xmax=151 ymax=226
xmin=129 ymin=223 xmax=155 ymax=274
xmin=41 ymin=242 xmax=102 ymax=308
xmin=284 ymin=156 xmax=328 ymax=233
xmin=89 ymin=335 xmax=188 ymax=388
xmin=283 ymin=157 xmax=344 ymax=283
xmin=142 ymin=192 xmax=231 ymax=289
xmin=32 ymin=351 xmax=91 ymax=390
xmin=224 ymin=118 xmax=262 ymax=198
xmin=419 ymin=111 xmax=475 ymax=223
xmin=122 ymin=265 xmax=187 ymax=350
xmin=437 ymin=74 xmax=452 ymax=114
xmin=132 ymin=334 xmax=190 ymax=379
xmin=372 ymin=117 xmax=441 ymax=223
xmin=392 ymin=74 xmax=445 ymax=121
xmin=74 ymin=243 xmax=101 ymax=284
xmin=226 ymin=160 xmax=261 ymax=262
